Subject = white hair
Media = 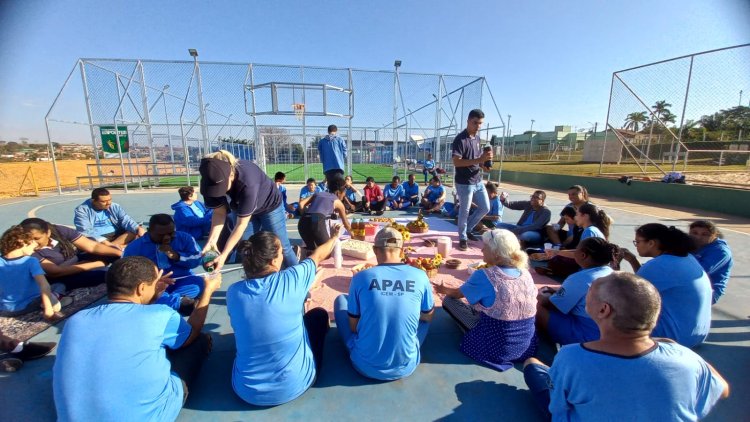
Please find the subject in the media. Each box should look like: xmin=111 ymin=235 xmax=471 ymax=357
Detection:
xmin=481 ymin=229 xmax=528 ymax=269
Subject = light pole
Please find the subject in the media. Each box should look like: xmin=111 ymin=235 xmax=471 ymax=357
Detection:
xmin=740 ymin=90 xmax=744 ymax=107
xmin=528 ymin=119 xmax=535 ymax=159
xmin=393 ymin=59 xmax=401 ymax=175
xmin=189 ymin=49 xmax=209 ymax=157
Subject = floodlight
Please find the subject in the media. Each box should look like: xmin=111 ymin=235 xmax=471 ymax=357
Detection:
xmin=188 ymin=49 xmax=198 ymax=57
xmin=163 ymin=84 xmax=170 ymax=90
xmin=394 ymin=60 xmax=402 ymax=68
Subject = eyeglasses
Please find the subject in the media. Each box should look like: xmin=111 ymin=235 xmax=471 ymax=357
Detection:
xmin=632 ymin=239 xmax=647 ymax=245
xmin=530 ymin=196 xmax=543 ymax=200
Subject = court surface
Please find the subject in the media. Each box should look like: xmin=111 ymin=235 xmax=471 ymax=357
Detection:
xmin=0 ymin=181 xmax=747 ymax=422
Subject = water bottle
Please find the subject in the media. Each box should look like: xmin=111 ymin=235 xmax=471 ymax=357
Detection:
xmin=202 ymin=248 xmax=220 ymax=272
xmin=333 ymin=239 xmax=343 ymax=269
xmin=483 ymin=145 xmax=493 ymax=168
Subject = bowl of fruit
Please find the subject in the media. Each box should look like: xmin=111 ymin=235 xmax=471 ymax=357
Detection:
xmin=406 ymin=209 xmax=430 ymax=233
xmin=406 ymin=253 xmax=443 ymax=278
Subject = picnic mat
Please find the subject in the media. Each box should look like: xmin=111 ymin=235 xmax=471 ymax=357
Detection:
xmin=0 ymin=284 xmax=107 ymax=342
xmin=307 ymin=217 xmax=560 ymax=316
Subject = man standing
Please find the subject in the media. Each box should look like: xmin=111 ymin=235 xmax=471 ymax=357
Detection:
xmin=334 ymin=228 xmax=434 ymax=380
xmin=54 ymin=256 xmax=222 ymax=422
xmin=523 ymin=272 xmax=729 ymax=420
xmin=74 ymin=187 xmax=145 ymax=247
xmin=452 ymin=109 xmax=492 ymax=251
xmin=318 ymin=124 xmax=347 ymax=185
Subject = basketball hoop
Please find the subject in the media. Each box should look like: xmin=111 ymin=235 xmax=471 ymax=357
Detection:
xmin=292 ymin=103 xmax=305 ymax=121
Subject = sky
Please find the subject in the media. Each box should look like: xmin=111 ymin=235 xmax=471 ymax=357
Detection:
xmin=0 ymin=0 xmax=748 ymax=144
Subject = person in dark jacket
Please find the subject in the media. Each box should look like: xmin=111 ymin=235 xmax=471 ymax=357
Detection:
xmin=171 ymin=186 xmax=213 ymax=241
xmin=495 ymin=190 xmax=552 ymax=248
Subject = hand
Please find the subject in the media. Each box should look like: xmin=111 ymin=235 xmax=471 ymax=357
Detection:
xmin=136 ymin=226 xmax=146 ymax=238
xmin=155 ymin=270 xmax=174 ymax=296
xmin=480 ymin=150 xmax=493 ymax=163
xmin=44 ymin=310 xmax=64 ymax=322
xmin=431 ymin=281 xmax=447 ymax=295
xmin=210 ymin=254 xmax=228 ymax=273
xmin=203 ymin=272 xmax=223 ymax=293
xmin=102 ymin=240 xmax=124 ymax=251
xmin=201 ymin=242 xmax=217 ymax=255
xmin=330 ymin=224 xmax=343 ymax=238
xmin=545 ymin=249 xmax=558 ymax=257
xmin=540 ymin=286 xmax=555 ymax=295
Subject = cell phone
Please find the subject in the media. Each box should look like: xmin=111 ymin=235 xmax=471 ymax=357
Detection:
xmin=483 ymin=146 xmax=492 ymax=168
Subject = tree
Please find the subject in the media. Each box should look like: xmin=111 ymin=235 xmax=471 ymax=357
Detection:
xmin=623 ymin=112 xmax=648 ymax=132
xmin=652 ymin=100 xmax=673 ymax=120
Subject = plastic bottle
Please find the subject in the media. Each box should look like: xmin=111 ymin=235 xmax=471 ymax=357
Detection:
xmin=202 ymin=248 xmax=220 ymax=272
xmin=333 ymin=238 xmax=343 ymax=269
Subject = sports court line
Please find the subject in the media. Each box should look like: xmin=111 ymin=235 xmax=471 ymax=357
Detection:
xmin=27 ymin=197 xmax=86 ymax=218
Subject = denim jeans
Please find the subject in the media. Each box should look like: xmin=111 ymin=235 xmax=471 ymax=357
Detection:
xmin=233 ymin=203 xmax=298 ymax=268
xmin=494 ymin=223 xmax=543 ymax=245
xmin=333 ymin=294 xmax=430 ymax=349
xmin=456 ymin=182 xmax=490 ymax=241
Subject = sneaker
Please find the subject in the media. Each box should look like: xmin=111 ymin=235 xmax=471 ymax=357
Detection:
xmin=375 ymin=210 xmax=385 ymax=216
xmin=0 ymin=357 xmax=23 ymax=372
xmin=458 ymin=240 xmax=468 ymax=251
xmin=59 ymin=296 xmax=73 ymax=308
xmin=467 ymin=232 xmax=481 ymax=241
xmin=178 ymin=297 xmax=196 ymax=316
xmin=11 ymin=341 xmax=57 ymax=361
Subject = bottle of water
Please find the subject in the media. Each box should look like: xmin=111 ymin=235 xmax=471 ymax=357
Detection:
xmin=333 ymin=238 xmax=343 ymax=269
xmin=202 ymin=248 xmax=219 ymax=272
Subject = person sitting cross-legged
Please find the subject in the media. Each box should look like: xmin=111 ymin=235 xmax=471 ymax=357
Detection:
xmin=171 ymin=186 xmax=213 ymax=241
xmin=362 ymin=177 xmax=386 ymax=215
xmin=342 ymin=175 xmax=363 ymax=214
xmin=53 ymin=256 xmax=221 ymax=422
xmin=1 ymin=329 xmax=57 ymax=373
xmin=420 ymin=176 xmax=446 ymax=213
xmin=495 ymin=190 xmax=551 ymax=248
xmin=523 ymin=272 xmax=729 ymax=421
xmin=74 ymin=187 xmax=145 ymax=248
xmin=478 ymin=181 xmax=504 ymax=230
xmin=433 ymin=229 xmax=537 ymax=371
xmin=383 ymin=175 xmax=407 ymax=210
xmin=334 ymin=227 xmax=434 ymax=381
xmin=123 ymin=214 xmax=205 ymax=315
xmin=227 ymin=226 xmax=341 ymax=406
xmin=401 ymin=173 xmax=420 ymax=207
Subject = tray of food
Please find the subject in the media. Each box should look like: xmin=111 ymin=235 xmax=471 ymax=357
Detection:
xmin=467 ymin=261 xmax=490 ymax=274
xmin=529 ymin=252 xmax=551 ymax=262
xmin=341 ymin=239 xmax=375 ymax=260
xmin=369 ymin=217 xmax=394 ymax=223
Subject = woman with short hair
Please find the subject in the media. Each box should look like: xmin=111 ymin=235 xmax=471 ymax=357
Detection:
xmin=433 ymin=229 xmax=537 ymax=371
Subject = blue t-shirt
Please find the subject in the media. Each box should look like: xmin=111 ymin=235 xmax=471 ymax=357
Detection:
xmin=383 ymin=184 xmax=405 ymax=201
xmin=488 ymin=197 xmax=503 ymax=218
xmin=460 ymin=267 xmax=521 ymax=308
xmin=0 ymin=255 xmax=45 ymax=312
xmin=227 ymin=259 xmax=318 ymax=406
xmin=549 ymin=342 xmax=725 ymax=421
xmin=580 ymin=226 xmax=605 ymax=241
xmin=692 ymin=239 xmax=733 ymax=303
xmin=188 ymin=202 xmax=205 ymax=219
xmin=551 ymin=266 xmax=613 ymax=318
xmin=401 ymin=181 xmax=419 ymax=200
xmin=278 ymin=184 xmax=288 ymax=206
xmin=93 ymin=209 xmax=116 ymax=236
xmin=299 ymin=186 xmax=316 ymax=200
xmin=636 ymin=254 xmax=712 ymax=347
xmin=426 ymin=185 xmax=445 ymax=202
xmin=424 ymin=160 xmax=435 ymax=170
xmin=53 ymin=303 xmax=191 ymax=422
xmin=345 ymin=187 xmax=357 ymax=202
xmin=347 ymin=263 xmax=434 ymax=380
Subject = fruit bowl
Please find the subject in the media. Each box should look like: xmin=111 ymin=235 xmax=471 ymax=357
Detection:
xmin=445 ymin=259 xmax=461 ymax=269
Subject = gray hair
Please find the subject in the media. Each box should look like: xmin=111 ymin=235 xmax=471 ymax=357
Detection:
xmin=481 ymin=229 xmax=528 ymax=269
xmin=593 ymin=272 xmax=661 ymax=333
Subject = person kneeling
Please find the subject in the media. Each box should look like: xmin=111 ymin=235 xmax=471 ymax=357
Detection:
xmin=53 ymin=256 xmax=221 ymax=422
xmin=227 ymin=227 xmax=341 ymax=406
xmin=334 ymin=228 xmax=434 ymax=381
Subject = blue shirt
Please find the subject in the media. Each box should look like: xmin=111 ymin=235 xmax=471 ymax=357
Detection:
xmin=549 ymin=342 xmax=725 ymax=421
xmin=551 ymin=265 xmax=612 ymax=318
xmin=488 ymin=197 xmax=503 ymax=219
xmin=345 ymin=187 xmax=357 ymax=202
xmin=123 ymin=231 xmax=202 ymax=279
xmin=401 ymin=181 xmax=419 ymax=200
xmin=299 ymin=186 xmax=316 ymax=200
xmin=580 ymin=226 xmax=605 ymax=240
xmin=93 ymin=209 xmax=116 ymax=237
xmin=227 ymin=259 xmax=318 ymax=406
xmin=426 ymin=185 xmax=445 ymax=202
xmin=347 ymin=263 xmax=434 ymax=380
xmin=424 ymin=160 xmax=435 ymax=170
xmin=460 ymin=267 xmax=521 ymax=307
xmin=692 ymin=239 xmax=733 ymax=304
xmin=0 ymin=255 xmax=45 ymax=312
xmin=318 ymin=134 xmax=347 ymax=172
xmin=53 ymin=303 xmax=191 ymax=422
xmin=278 ymin=184 xmax=288 ymax=206
xmin=383 ymin=184 xmax=405 ymax=201
xmin=637 ymin=254 xmax=712 ymax=347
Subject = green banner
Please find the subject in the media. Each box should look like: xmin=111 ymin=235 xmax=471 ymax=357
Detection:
xmin=100 ymin=126 xmax=129 ymax=153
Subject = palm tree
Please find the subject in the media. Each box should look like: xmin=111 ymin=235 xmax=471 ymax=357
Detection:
xmin=652 ymin=100 xmax=673 ymax=120
xmin=623 ymin=111 xmax=648 ymax=132
xmin=660 ymin=111 xmax=677 ymax=126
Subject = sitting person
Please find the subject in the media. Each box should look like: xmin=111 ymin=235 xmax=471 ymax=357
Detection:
xmin=479 ymin=182 xmax=503 ymax=229
xmin=535 ymin=238 xmax=618 ymax=345
xmin=299 ymin=178 xmax=319 ymax=201
xmin=689 ymin=220 xmax=733 ymax=304
xmin=342 ymin=175 xmax=362 ymax=214
xmin=422 ymin=153 xmax=438 ymax=184
xmin=227 ymin=227 xmax=340 ymax=406
xmin=53 ymin=256 xmax=221 ymax=422
xmin=533 ymin=206 xmax=583 ymax=277
xmin=334 ymin=227 xmax=433 ymax=380
xmin=171 ymin=186 xmax=213 ymax=240
xmin=496 ymin=190 xmax=552 ymax=248
xmin=544 ymin=185 xmax=589 ymax=247
xmin=401 ymin=173 xmax=420 ymax=207
xmin=383 ymin=176 xmax=407 ymax=210
xmin=362 ymin=177 xmax=386 ymax=215
xmin=21 ymin=218 xmax=121 ymax=290
xmin=544 ymin=203 xmax=610 ymax=263
xmin=1 ymin=329 xmax=56 ymax=373
xmin=297 ymin=176 xmax=352 ymax=254
xmin=433 ymin=229 xmax=537 ymax=371
xmin=123 ymin=214 xmax=205 ymax=314
xmin=0 ymin=225 xmax=68 ymax=321
xmin=621 ymin=223 xmax=712 ymax=348
xmin=74 ymin=187 xmax=145 ymax=247
xmin=420 ymin=176 xmax=446 ymax=213
xmin=524 ymin=272 xmax=729 ymax=421
xmin=274 ymin=171 xmax=298 ymax=218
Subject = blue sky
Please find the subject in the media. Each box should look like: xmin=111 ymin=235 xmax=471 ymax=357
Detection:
xmin=0 ymin=0 xmax=748 ymax=143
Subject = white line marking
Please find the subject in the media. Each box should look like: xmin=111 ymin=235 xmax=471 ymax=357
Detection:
xmin=27 ymin=198 xmax=86 ymax=218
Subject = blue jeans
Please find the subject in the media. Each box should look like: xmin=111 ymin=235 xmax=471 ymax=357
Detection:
xmin=523 ymin=363 xmax=553 ymax=420
xmin=233 ymin=203 xmax=298 ymax=268
xmin=155 ymin=277 xmax=202 ymax=310
xmin=456 ymin=182 xmax=490 ymax=241
xmin=493 ymin=223 xmax=543 ymax=245
xmin=334 ymin=294 xmax=430 ymax=349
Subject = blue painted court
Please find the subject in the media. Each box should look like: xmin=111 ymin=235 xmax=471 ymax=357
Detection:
xmin=0 ymin=181 xmax=748 ymax=421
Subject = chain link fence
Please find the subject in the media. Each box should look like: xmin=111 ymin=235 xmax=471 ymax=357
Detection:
xmin=41 ymin=58 xmax=506 ymax=194
xmin=597 ymin=44 xmax=750 ymax=185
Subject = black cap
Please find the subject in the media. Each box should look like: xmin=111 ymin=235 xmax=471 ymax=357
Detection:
xmin=199 ymin=158 xmax=232 ymax=198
